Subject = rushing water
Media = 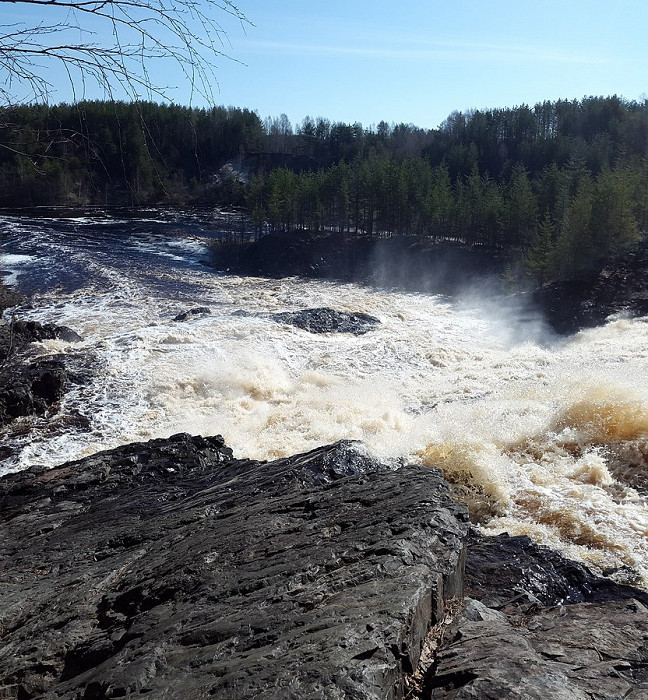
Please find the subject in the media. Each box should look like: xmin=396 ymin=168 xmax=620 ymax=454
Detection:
xmin=3 ymin=209 xmax=648 ymax=587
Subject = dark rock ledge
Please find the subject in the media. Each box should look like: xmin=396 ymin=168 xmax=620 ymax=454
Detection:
xmin=530 ymin=244 xmax=648 ymax=335
xmin=0 ymin=436 xmax=469 ymax=700
xmin=424 ymin=533 xmax=648 ymax=699
xmin=3 ymin=434 xmax=648 ymax=699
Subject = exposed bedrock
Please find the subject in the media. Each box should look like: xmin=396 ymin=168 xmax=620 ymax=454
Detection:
xmin=425 ymin=533 xmax=648 ymax=699
xmin=0 ymin=436 xmax=469 ymax=699
xmin=4 ymin=433 xmax=648 ymax=699
xmin=0 ymin=319 xmax=82 ymax=364
xmin=531 ymin=244 xmax=648 ymax=335
xmin=0 ymin=357 xmax=67 ymax=425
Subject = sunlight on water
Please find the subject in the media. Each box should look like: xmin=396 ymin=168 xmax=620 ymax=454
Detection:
xmin=3 ymin=212 xmax=648 ymax=586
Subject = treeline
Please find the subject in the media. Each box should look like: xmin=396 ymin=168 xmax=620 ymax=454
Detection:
xmin=253 ymin=155 xmax=646 ymax=282
xmin=248 ymin=96 xmax=648 ymax=282
xmin=0 ymin=101 xmax=432 ymax=206
xmin=1 ymin=95 xmax=647 ymax=283
xmin=0 ymin=101 xmax=264 ymax=205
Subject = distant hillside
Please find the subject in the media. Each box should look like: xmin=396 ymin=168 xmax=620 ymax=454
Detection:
xmin=1 ymin=95 xmax=647 ymax=285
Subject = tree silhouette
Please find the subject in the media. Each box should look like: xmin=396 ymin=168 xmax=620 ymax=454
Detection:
xmin=0 ymin=0 xmax=248 ymax=105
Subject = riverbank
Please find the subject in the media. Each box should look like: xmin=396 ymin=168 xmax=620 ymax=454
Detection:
xmin=530 ymin=244 xmax=648 ymax=333
xmin=4 ymin=214 xmax=648 ymax=697
xmin=212 ymin=231 xmax=648 ymax=335
xmin=211 ymin=231 xmax=507 ymax=296
xmin=1 ymin=435 xmax=647 ymax=698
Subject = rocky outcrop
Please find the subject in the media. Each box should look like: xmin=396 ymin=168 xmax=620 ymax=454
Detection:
xmin=3 ymin=434 xmax=648 ymax=699
xmin=0 ymin=319 xmax=81 ymax=426
xmin=430 ymin=598 xmax=648 ymax=699
xmin=533 ymin=244 xmax=648 ymax=334
xmin=0 ymin=357 xmax=67 ymax=425
xmin=0 ymin=436 xmax=469 ymax=700
xmin=0 ymin=281 xmax=23 ymax=314
xmin=424 ymin=533 xmax=648 ymax=699
xmin=273 ymin=307 xmax=381 ymax=335
xmin=0 ymin=319 xmax=82 ymax=364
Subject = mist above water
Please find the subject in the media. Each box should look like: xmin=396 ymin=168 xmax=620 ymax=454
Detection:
xmin=3 ymin=212 xmax=648 ymax=587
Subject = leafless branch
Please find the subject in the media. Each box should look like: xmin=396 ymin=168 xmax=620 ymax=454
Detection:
xmin=0 ymin=0 xmax=250 ymax=104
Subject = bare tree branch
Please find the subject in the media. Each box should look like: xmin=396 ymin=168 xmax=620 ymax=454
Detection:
xmin=0 ymin=0 xmax=250 ymax=105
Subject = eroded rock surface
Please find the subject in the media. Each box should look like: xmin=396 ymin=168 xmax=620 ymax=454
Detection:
xmin=0 ymin=357 xmax=67 ymax=425
xmin=273 ymin=307 xmax=381 ymax=335
xmin=0 ymin=436 xmax=469 ymax=700
xmin=0 ymin=319 xmax=81 ymax=364
xmin=426 ymin=534 xmax=648 ymax=699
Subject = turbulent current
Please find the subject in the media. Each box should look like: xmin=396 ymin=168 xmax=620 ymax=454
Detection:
xmin=3 ymin=210 xmax=648 ymax=587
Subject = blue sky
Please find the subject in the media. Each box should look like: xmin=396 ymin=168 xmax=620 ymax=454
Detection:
xmin=3 ymin=0 xmax=647 ymax=130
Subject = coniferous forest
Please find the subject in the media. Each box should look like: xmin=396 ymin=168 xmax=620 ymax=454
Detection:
xmin=1 ymin=95 xmax=647 ymax=284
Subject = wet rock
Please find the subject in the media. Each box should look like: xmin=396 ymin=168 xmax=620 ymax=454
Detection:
xmin=12 ymin=319 xmax=83 ymax=344
xmin=0 ymin=318 xmax=81 ymax=426
xmin=533 ymin=243 xmax=648 ymax=334
xmin=173 ymin=306 xmax=211 ymax=322
xmin=423 ymin=533 xmax=648 ymax=699
xmin=0 ymin=436 xmax=469 ymax=699
xmin=0 ymin=358 xmax=67 ymax=424
xmin=429 ymin=598 xmax=648 ymax=699
xmin=464 ymin=533 xmax=648 ymax=608
xmin=52 ymin=325 xmax=83 ymax=343
xmin=0 ymin=319 xmax=82 ymax=364
xmin=0 ymin=282 xmax=23 ymax=314
xmin=273 ymin=307 xmax=381 ymax=335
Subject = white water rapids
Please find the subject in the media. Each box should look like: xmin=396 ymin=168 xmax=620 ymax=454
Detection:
xmin=3 ymin=210 xmax=648 ymax=587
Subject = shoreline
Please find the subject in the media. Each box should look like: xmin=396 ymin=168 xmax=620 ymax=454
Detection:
xmin=3 ymin=230 xmax=648 ymax=694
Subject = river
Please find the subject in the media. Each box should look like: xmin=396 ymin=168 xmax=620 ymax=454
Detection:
xmin=2 ymin=208 xmax=648 ymax=587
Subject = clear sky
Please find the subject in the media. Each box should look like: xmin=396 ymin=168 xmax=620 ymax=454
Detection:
xmin=214 ymin=0 xmax=648 ymax=130
xmin=4 ymin=0 xmax=648 ymax=130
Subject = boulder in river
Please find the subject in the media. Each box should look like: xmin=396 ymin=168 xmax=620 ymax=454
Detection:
xmin=12 ymin=320 xmax=83 ymax=344
xmin=0 ymin=358 xmax=67 ymax=425
xmin=173 ymin=306 xmax=211 ymax=322
xmin=0 ymin=318 xmax=81 ymax=426
xmin=273 ymin=306 xmax=381 ymax=335
xmin=0 ymin=319 xmax=82 ymax=364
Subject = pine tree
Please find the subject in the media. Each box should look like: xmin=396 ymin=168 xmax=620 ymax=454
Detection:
xmin=524 ymin=213 xmax=556 ymax=286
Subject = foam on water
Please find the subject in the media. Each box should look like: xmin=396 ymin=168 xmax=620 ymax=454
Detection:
xmin=3 ymin=212 xmax=648 ymax=586
xmin=3 ymin=253 xmax=37 ymax=286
